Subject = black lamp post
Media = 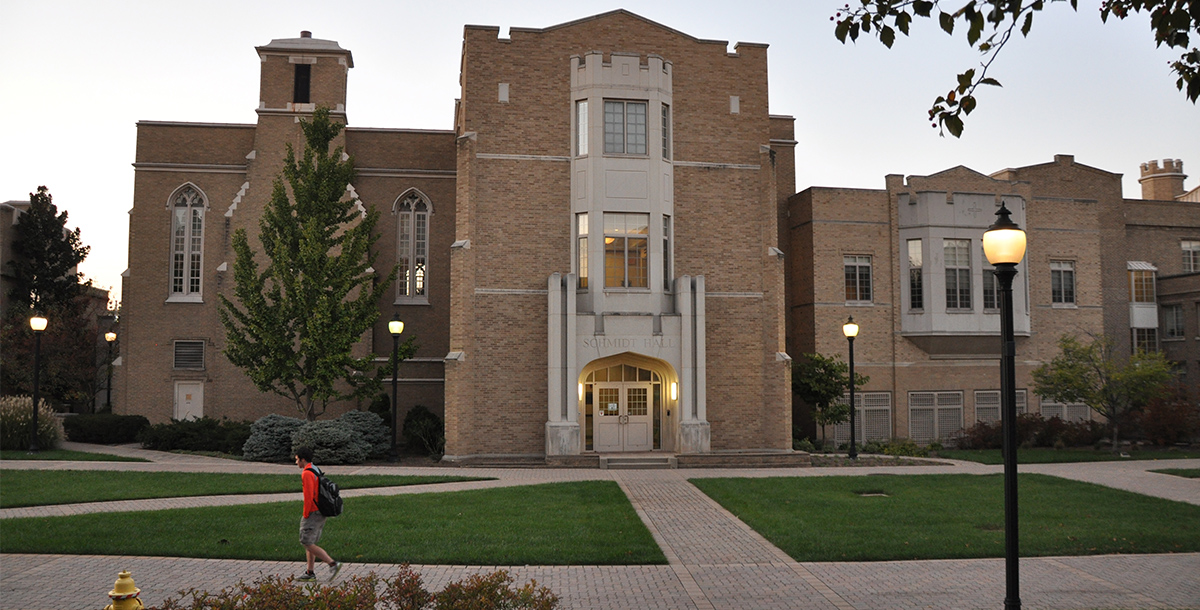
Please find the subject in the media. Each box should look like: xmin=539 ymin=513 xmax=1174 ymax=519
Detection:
xmin=842 ymin=316 xmax=859 ymax=460
xmin=28 ymin=315 xmax=48 ymax=453
xmin=388 ymin=314 xmax=405 ymax=462
xmin=983 ymin=202 xmax=1027 ymax=610
xmin=105 ymin=331 xmax=117 ymax=411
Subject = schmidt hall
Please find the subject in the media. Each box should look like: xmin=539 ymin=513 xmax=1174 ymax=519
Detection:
xmin=114 ymin=11 xmax=1200 ymax=463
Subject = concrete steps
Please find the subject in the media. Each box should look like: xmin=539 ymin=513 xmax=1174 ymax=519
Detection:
xmin=600 ymin=455 xmax=678 ymax=469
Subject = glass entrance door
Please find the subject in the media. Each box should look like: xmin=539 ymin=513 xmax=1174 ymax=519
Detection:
xmin=593 ymin=382 xmax=653 ymax=452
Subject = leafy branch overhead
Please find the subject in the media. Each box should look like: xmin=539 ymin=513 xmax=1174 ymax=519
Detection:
xmin=834 ymin=0 xmax=1200 ymax=137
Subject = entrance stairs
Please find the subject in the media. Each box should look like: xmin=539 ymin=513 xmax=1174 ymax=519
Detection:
xmin=599 ymin=454 xmax=678 ymax=470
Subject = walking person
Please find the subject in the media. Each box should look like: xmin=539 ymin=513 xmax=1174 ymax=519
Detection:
xmin=294 ymin=447 xmax=342 ymax=582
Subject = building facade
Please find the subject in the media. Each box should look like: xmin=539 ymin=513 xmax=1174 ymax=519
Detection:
xmin=116 ymin=11 xmax=1197 ymax=457
xmin=789 ymin=155 xmax=1200 ymax=443
xmin=116 ymin=11 xmax=794 ymax=460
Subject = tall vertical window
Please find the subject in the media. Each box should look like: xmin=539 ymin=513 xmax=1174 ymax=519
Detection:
xmin=1133 ymin=328 xmax=1158 ymax=353
xmin=662 ymin=215 xmax=671 ymax=290
xmin=844 ymin=255 xmax=872 ymax=303
xmin=1051 ymin=260 xmax=1076 ymax=305
xmin=1183 ymin=240 xmax=1200 ymax=272
xmin=1163 ymin=304 xmax=1185 ymax=339
xmin=981 ymin=244 xmax=998 ymax=311
xmin=944 ymin=239 xmax=971 ymax=309
xmin=604 ymin=213 xmax=649 ymax=288
xmin=577 ymin=213 xmax=589 ymax=288
xmin=294 ymin=64 xmax=311 ymax=104
xmin=396 ymin=192 xmax=430 ymax=300
xmin=576 ymin=101 xmax=589 ymax=156
xmin=908 ymin=239 xmax=923 ymax=310
xmin=1130 ymin=269 xmax=1156 ymax=303
xmin=661 ymin=104 xmax=671 ymax=159
xmin=604 ymin=101 xmax=647 ymax=155
xmin=170 ymin=185 xmax=205 ymax=298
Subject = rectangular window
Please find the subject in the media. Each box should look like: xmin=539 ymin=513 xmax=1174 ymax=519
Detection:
xmin=1051 ymin=260 xmax=1076 ymax=305
xmin=834 ymin=392 xmax=892 ymax=443
xmin=1183 ymin=240 xmax=1200 ymax=272
xmin=173 ymin=340 xmax=205 ymax=370
xmin=844 ymin=255 xmax=872 ymax=303
xmin=1163 ymin=304 xmax=1185 ymax=339
xmin=661 ymin=104 xmax=671 ymax=159
xmin=603 ymin=100 xmax=647 ymax=155
xmin=908 ymin=391 xmax=963 ymax=442
xmin=662 ymin=215 xmax=671 ymax=290
xmin=604 ymin=213 xmax=649 ymax=288
xmin=577 ymin=213 xmax=588 ymax=289
xmin=974 ymin=389 xmax=1027 ymax=424
xmin=908 ymin=239 xmax=923 ymax=310
xmin=1133 ymin=328 xmax=1158 ymax=353
xmin=293 ymin=64 xmax=311 ymax=104
xmin=1130 ymin=269 xmax=1156 ymax=302
xmin=982 ymin=252 xmax=998 ymax=311
xmin=944 ymin=239 xmax=971 ymax=310
xmin=576 ymin=101 xmax=588 ymax=156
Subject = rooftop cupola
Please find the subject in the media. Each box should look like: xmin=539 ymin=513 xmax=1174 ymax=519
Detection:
xmin=254 ymin=31 xmax=353 ymax=117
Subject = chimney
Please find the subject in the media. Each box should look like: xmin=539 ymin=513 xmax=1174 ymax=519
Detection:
xmin=1138 ymin=159 xmax=1186 ymax=200
xmin=300 ymin=31 xmax=312 ymax=38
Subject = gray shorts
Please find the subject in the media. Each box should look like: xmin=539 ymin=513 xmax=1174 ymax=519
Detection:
xmin=299 ymin=513 xmax=327 ymax=546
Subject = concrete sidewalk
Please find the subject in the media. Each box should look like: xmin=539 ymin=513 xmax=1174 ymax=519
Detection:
xmin=2 ymin=445 xmax=1198 ymax=609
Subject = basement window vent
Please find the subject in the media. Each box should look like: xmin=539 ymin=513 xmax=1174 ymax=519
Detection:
xmin=174 ymin=341 xmax=205 ymax=370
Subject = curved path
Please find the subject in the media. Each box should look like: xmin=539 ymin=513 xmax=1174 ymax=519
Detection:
xmin=1 ymin=443 xmax=1197 ymax=610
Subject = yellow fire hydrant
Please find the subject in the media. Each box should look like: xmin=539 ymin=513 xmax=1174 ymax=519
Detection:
xmin=103 ymin=570 xmax=143 ymax=610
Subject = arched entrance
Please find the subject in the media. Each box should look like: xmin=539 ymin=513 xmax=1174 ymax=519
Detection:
xmin=580 ymin=354 xmax=676 ymax=453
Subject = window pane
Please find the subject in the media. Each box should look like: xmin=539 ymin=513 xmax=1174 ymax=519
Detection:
xmin=626 ymin=102 xmax=647 ymax=155
xmin=604 ymin=101 xmax=624 ymax=153
xmin=627 ymin=237 xmax=648 ymax=287
xmin=578 ymin=237 xmax=588 ymax=288
xmin=576 ymin=100 xmax=588 ymax=156
xmin=663 ymin=215 xmax=671 ymax=290
xmin=605 ymin=237 xmax=625 ymax=287
xmin=1183 ymin=240 xmax=1200 ymax=272
xmin=661 ymin=104 xmax=670 ymax=159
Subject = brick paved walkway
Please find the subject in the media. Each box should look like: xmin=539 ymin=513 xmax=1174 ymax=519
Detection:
xmin=1 ymin=444 xmax=1197 ymax=609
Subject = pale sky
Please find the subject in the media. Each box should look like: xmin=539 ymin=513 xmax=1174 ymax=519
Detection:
xmin=2 ymin=1 xmax=1196 ymax=303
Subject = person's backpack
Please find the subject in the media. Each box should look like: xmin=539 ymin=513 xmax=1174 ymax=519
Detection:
xmin=307 ymin=466 xmax=343 ymax=517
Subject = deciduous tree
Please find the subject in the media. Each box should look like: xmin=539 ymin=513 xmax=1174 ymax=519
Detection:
xmin=6 ymin=186 xmax=91 ymax=311
xmin=219 ymin=107 xmax=406 ymax=421
xmin=1031 ymin=333 xmax=1174 ymax=448
xmin=792 ymin=352 xmax=869 ymax=449
xmin=834 ymin=1 xmax=1200 ymax=136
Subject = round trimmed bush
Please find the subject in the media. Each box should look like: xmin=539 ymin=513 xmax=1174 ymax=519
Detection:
xmin=291 ymin=420 xmax=371 ymax=465
xmin=339 ymin=410 xmax=391 ymax=457
xmin=242 ymin=414 xmax=305 ymax=462
xmin=0 ymin=395 xmax=61 ymax=450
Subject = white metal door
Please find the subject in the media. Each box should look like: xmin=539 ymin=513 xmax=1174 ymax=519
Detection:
xmin=592 ymin=383 xmax=652 ymax=452
xmin=174 ymin=381 xmax=203 ymax=421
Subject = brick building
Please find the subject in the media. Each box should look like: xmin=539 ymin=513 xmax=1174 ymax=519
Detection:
xmin=116 ymin=11 xmax=1197 ymax=458
xmin=116 ymin=11 xmax=793 ymax=460
xmin=789 ymin=155 xmax=1200 ymax=443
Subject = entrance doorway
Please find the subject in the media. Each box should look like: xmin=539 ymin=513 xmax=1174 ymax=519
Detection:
xmin=174 ymin=381 xmax=203 ymax=421
xmin=581 ymin=360 xmax=671 ymax=453
xmin=594 ymin=382 xmax=652 ymax=452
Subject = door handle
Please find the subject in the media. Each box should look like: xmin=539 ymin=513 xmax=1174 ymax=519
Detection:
xmin=620 ymin=415 xmax=629 ymax=424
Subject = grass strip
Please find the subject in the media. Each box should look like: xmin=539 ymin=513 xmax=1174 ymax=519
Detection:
xmin=0 ymin=450 xmax=148 ymax=463
xmin=691 ymin=473 xmax=1200 ymax=562
xmin=0 ymin=481 xmax=666 ymax=565
xmin=936 ymin=447 xmax=1200 ymax=464
xmin=1150 ymin=468 xmax=1200 ymax=479
xmin=0 ymin=470 xmax=486 ymax=508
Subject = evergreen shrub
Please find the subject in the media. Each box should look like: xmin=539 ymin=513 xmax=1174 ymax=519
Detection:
xmin=242 ymin=414 xmax=305 ymax=462
xmin=339 ymin=410 xmax=391 ymax=457
xmin=60 ymin=413 xmax=148 ymax=444
xmin=0 ymin=395 xmax=61 ymax=450
xmin=138 ymin=417 xmax=251 ymax=455
xmin=291 ymin=420 xmax=371 ymax=465
xmin=402 ymin=405 xmax=445 ymax=458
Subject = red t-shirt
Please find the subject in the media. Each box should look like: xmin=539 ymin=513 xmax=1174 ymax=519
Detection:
xmin=301 ymin=466 xmax=320 ymax=518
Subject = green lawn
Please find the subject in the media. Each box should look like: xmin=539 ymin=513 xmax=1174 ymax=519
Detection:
xmin=0 ymin=449 xmax=148 ymax=462
xmin=1151 ymin=468 xmax=1200 ymax=478
xmin=0 ymin=481 xmax=666 ymax=565
xmin=936 ymin=447 xmax=1200 ymax=464
xmin=691 ymin=473 xmax=1200 ymax=562
xmin=0 ymin=470 xmax=485 ymax=508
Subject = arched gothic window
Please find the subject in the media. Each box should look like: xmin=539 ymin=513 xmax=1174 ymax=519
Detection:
xmin=395 ymin=191 xmax=430 ymax=301
xmin=169 ymin=185 xmax=206 ymax=299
